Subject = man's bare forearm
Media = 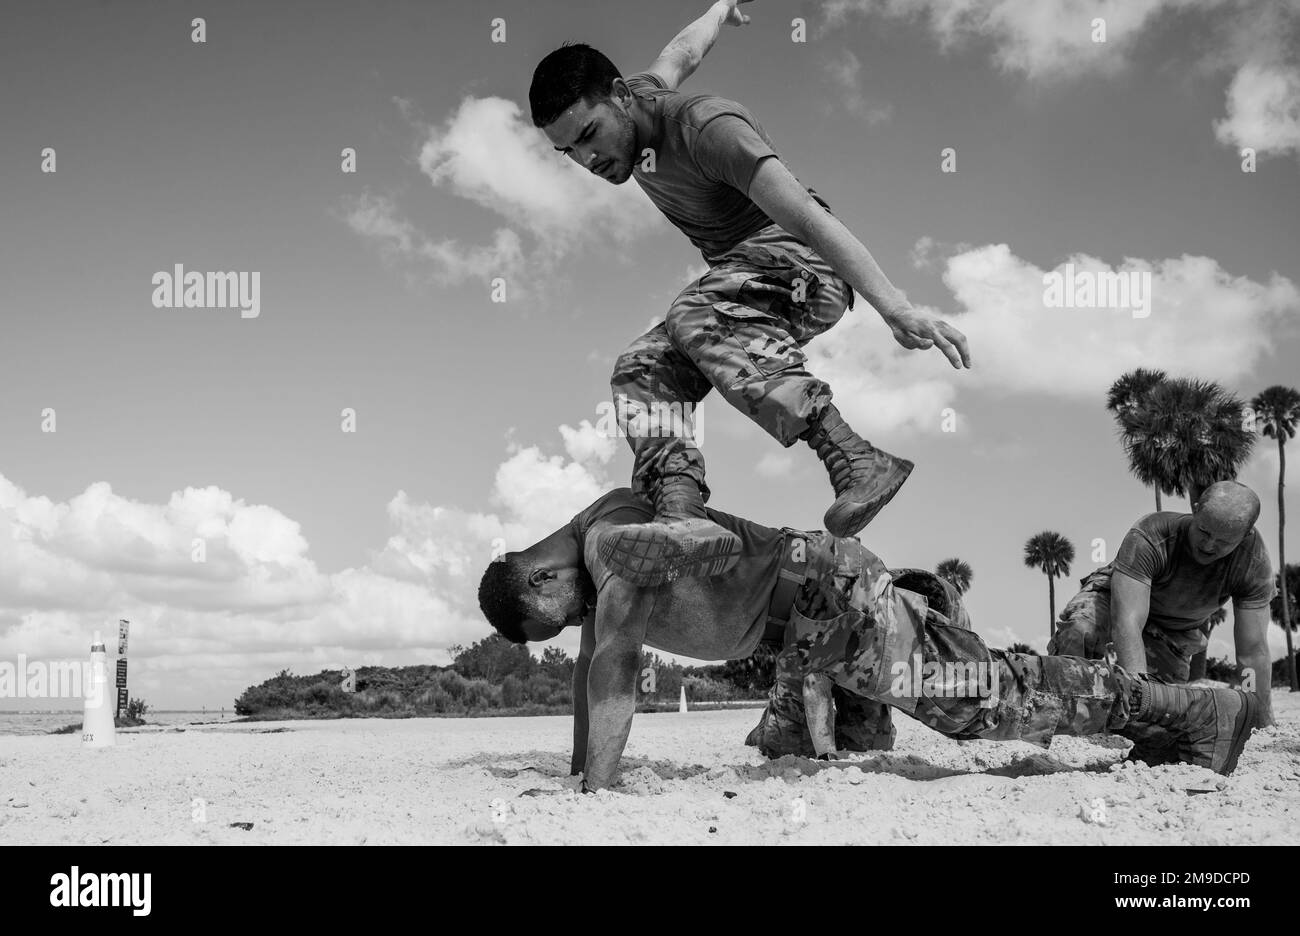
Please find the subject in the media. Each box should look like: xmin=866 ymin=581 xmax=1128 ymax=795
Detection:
xmin=1238 ymin=649 xmax=1274 ymax=726
xmin=1112 ymin=614 xmax=1148 ymax=674
xmin=658 ymin=3 xmax=731 ymax=76
xmin=582 ymin=648 xmax=640 ymax=789
xmin=798 ymin=208 xmax=912 ymax=318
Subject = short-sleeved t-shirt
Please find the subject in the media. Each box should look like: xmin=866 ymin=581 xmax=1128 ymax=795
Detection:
xmin=623 ymin=72 xmax=833 ymax=262
xmin=568 ymin=487 xmax=787 ymax=659
xmin=1112 ymin=512 xmax=1275 ymax=632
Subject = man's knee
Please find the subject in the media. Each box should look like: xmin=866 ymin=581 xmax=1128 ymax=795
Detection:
xmin=1051 ymin=594 xmax=1107 ymax=658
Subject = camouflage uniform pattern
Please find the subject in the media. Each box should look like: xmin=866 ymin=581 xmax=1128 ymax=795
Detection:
xmin=610 ymin=221 xmax=854 ymax=501
xmin=748 ymin=533 xmax=1141 ymax=758
xmin=1048 ymin=564 xmax=1210 ymax=682
xmin=746 ymin=535 xmax=956 ymax=757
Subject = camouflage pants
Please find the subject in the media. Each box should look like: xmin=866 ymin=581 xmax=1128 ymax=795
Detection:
xmin=1048 ymin=565 xmax=1210 ymax=683
xmin=747 ymin=536 xmax=1140 ymax=757
xmin=610 ymin=221 xmax=854 ymax=501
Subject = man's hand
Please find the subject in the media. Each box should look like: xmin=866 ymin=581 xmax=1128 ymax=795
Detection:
xmin=718 ymin=0 xmax=754 ymax=27
xmin=881 ymin=306 xmax=971 ymax=369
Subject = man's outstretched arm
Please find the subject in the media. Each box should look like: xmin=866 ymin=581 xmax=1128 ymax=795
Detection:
xmin=582 ymin=581 xmax=652 ymax=791
xmin=746 ymin=155 xmax=972 ymax=369
xmin=647 ymin=0 xmax=753 ymax=91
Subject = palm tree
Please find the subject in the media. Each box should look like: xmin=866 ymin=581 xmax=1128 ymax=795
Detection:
xmin=1008 ymin=642 xmax=1038 ymax=656
xmin=1024 ymin=532 xmax=1075 ymax=638
xmin=1107 ymin=368 xmax=1169 ymax=509
xmin=1253 ymin=385 xmax=1300 ymax=691
xmin=935 ymin=558 xmax=973 ymax=595
xmin=1271 ymin=563 xmax=1300 ymax=691
xmin=1123 ymin=378 xmax=1256 ymax=508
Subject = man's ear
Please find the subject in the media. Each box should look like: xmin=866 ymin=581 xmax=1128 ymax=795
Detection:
xmin=528 ymin=568 xmax=554 ymax=587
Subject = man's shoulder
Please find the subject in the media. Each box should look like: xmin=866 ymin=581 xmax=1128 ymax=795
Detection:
xmin=1132 ymin=510 xmax=1187 ymax=532
xmin=1128 ymin=511 xmax=1188 ymax=546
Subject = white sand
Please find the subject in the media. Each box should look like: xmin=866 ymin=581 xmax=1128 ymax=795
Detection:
xmin=3 ymin=692 xmax=1299 ymax=845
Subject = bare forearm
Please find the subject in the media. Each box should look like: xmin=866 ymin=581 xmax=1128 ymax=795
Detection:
xmin=659 ymin=3 xmax=730 ymax=74
xmin=1238 ymin=649 xmax=1274 ymax=726
xmin=799 ymin=209 xmax=911 ymax=317
xmin=1113 ymin=615 xmax=1149 ymax=675
xmin=582 ymin=652 xmax=639 ymax=790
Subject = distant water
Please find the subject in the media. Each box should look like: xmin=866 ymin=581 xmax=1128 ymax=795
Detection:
xmin=0 ymin=711 xmax=235 ymax=737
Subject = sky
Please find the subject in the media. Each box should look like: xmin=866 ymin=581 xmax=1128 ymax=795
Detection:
xmin=1 ymin=0 xmax=1298 ymax=709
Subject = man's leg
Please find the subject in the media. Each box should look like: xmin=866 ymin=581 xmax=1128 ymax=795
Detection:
xmin=906 ymin=645 xmax=1258 ymax=775
xmin=745 ymin=648 xmax=896 ymax=758
xmin=604 ymin=222 xmax=914 ymax=593
xmin=832 ymin=689 xmax=896 ymax=752
xmin=599 ymin=322 xmax=742 ymax=586
xmin=672 ymin=226 xmax=913 ymax=537
xmin=746 ymin=644 xmax=816 ymax=757
xmin=1047 ymin=569 xmax=1113 ymax=659
xmin=1048 ymin=568 xmax=1192 ymax=765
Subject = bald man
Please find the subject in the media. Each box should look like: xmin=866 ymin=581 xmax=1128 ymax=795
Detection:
xmin=1049 ymin=481 xmax=1276 ymax=759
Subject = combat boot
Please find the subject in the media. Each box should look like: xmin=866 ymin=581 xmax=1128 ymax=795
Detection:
xmin=1127 ymin=674 xmax=1260 ymax=775
xmin=596 ymin=475 xmax=741 ymax=587
xmin=802 ymin=404 xmax=914 ymax=537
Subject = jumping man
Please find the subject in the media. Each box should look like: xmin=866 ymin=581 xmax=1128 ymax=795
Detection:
xmin=528 ymin=2 xmax=971 ymax=587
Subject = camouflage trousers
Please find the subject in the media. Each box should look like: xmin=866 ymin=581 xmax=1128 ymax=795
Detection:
xmin=1048 ymin=564 xmax=1210 ymax=683
xmin=746 ymin=535 xmax=1141 ymax=757
xmin=610 ymin=221 xmax=854 ymax=501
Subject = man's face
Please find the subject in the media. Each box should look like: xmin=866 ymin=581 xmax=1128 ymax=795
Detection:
xmin=1187 ymin=513 xmax=1249 ymax=565
xmin=542 ymin=84 xmax=637 ymax=185
xmin=519 ymin=565 xmax=593 ymax=642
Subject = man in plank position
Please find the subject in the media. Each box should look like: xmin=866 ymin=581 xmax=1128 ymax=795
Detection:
xmin=477 ymin=489 xmax=1262 ymax=791
xmin=528 ymin=2 xmax=970 ymax=588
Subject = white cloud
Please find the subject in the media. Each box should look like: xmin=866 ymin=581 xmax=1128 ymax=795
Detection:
xmin=342 ymin=192 xmax=526 ymax=288
xmin=945 ymin=245 xmax=1298 ymax=396
xmin=1214 ymin=61 xmax=1300 ymax=158
xmin=0 ymin=425 xmax=616 ymax=707
xmin=821 ymin=0 xmax=1188 ymax=81
xmin=819 ymin=0 xmax=1300 ymax=157
xmin=417 ymin=96 xmax=661 ymax=249
xmin=822 ymin=48 xmax=894 ymax=124
xmin=347 ymin=95 xmax=666 ymax=286
xmin=807 ymin=240 xmax=1298 ymax=435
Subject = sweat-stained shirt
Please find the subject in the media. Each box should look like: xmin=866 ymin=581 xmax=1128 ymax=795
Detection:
xmin=622 ymin=71 xmax=834 ymax=263
xmin=1111 ymin=512 xmax=1275 ymax=632
xmin=568 ymin=487 xmax=786 ymax=660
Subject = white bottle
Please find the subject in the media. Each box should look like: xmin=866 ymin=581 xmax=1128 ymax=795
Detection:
xmin=82 ymin=631 xmax=116 ymax=748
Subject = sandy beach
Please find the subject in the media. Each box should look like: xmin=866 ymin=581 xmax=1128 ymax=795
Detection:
xmin=1 ymin=691 xmax=1296 ymax=846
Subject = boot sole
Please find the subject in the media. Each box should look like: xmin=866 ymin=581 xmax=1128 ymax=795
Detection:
xmin=596 ymin=523 xmax=742 ymax=587
xmin=823 ymin=458 xmax=915 ymax=537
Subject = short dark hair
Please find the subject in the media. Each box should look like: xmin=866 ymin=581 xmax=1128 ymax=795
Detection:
xmin=529 ymin=41 xmax=622 ymax=128
xmin=477 ymin=554 xmax=533 ymax=644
